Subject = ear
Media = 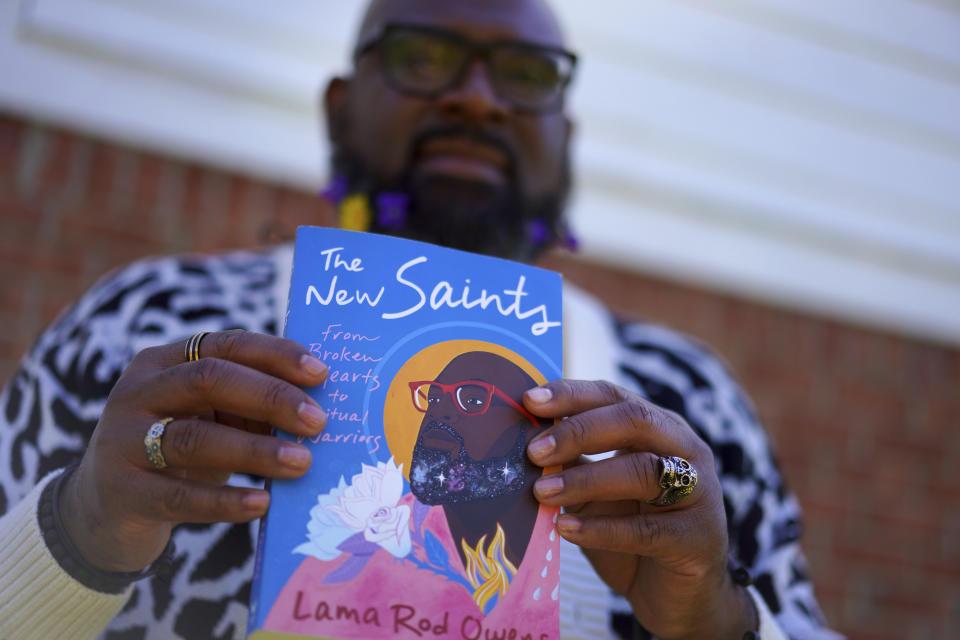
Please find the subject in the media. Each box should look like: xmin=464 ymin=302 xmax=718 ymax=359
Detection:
xmin=323 ymin=76 xmax=351 ymax=144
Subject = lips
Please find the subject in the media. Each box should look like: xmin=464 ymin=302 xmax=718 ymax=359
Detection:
xmin=419 ymin=421 xmax=463 ymax=455
xmin=415 ymin=136 xmax=509 ymax=185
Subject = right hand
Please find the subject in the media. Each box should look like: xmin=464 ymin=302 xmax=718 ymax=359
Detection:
xmin=59 ymin=329 xmax=329 ymax=573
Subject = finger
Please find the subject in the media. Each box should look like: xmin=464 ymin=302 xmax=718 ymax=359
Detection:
xmin=526 ymin=400 xmax=693 ymax=467
xmin=184 ymin=468 xmax=233 ymax=487
xmin=126 ymin=473 xmax=271 ymax=523
xmin=141 ymin=329 xmax=328 ymax=387
xmin=525 ymin=380 xmax=689 ymax=432
xmin=146 ymin=358 xmax=327 ymax=437
xmin=524 ymin=379 xmax=632 ymax=417
xmin=533 ymin=451 xmax=665 ymax=505
xmin=212 ymin=411 xmax=274 ymax=437
xmin=152 ymin=417 xmax=312 ymax=477
xmin=555 ymin=510 xmax=691 ymax=557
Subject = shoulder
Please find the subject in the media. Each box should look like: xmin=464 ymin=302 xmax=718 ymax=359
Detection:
xmin=51 ymin=247 xmax=282 ymax=331
xmin=615 ymin=319 xmax=742 ymax=403
xmin=566 ymin=289 xmax=786 ymax=507
xmin=38 ymin=247 xmax=285 ymax=361
xmin=613 ymin=317 xmax=778 ymax=471
xmin=7 ymin=246 xmax=286 ymax=439
xmin=565 ymin=284 xmax=757 ymax=431
xmin=613 ymin=316 xmax=785 ymax=499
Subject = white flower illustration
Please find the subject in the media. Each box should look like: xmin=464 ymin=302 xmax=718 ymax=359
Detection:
xmin=293 ymin=457 xmax=411 ymax=560
xmin=292 ymin=475 xmax=355 ymax=561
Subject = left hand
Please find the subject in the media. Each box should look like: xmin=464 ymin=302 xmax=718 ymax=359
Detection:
xmin=523 ymin=379 xmax=756 ymax=640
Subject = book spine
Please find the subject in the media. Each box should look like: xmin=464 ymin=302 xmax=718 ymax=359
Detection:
xmin=246 ymin=479 xmax=272 ymax=637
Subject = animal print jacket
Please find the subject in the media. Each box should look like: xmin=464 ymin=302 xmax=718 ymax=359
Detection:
xmin=0 ymin=247 xmax=840 ymax=639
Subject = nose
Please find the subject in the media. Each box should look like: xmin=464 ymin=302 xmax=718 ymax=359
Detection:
xmin=426 ymin=390 xmax=458 ymax=423
xmin=436 ymin=58 xmax=509 ymax=125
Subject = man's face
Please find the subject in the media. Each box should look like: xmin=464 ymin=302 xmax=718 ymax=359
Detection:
xmin=409 ymin=352 xmax=539 ymax=504
xmin=326 ymin=0 xmax=573 ymax=260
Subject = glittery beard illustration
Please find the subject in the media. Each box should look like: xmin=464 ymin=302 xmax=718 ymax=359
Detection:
xmin=410 ymin=421 xmax=528 ymax=505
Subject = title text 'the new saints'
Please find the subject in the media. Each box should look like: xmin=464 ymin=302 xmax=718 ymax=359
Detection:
xmin=303 ymin=247 xmax=560 ymax=337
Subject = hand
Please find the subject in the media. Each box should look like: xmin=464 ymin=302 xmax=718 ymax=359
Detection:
xmin=60 ymin=330 xmax=329 ymax=573
xmin=524 ymin=380 xmax=756 ymax=640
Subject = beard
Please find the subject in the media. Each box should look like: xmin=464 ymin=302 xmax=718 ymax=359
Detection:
xmin=330 ymin=125 xmax=570 ymax=262
xmin=410 ymin=420 xmax=530 ymax=505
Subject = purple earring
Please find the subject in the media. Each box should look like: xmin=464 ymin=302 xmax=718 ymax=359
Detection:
xmin=526 ymin=219 xmax=550 ymax=247
xmin=526 ymin=219 xmax=578 ymax=252
xmin=375 ymin=192 xmax=410 ymax=230
xmin=320 ymin=174 xmax=348 ymax=204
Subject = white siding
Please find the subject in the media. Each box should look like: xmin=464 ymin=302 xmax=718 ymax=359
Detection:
xmin=1 ymin=0 xmax=958 ymax=344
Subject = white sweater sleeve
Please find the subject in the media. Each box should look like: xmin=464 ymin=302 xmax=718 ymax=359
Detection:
xmin=0 ymin=470 xmax=132 ymax=640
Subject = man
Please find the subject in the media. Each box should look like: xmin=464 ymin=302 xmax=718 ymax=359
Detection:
xmin=409 ymin=351 xmax=547 ymax=575
xmin=0 ymin=0 xmax=840 ymax=638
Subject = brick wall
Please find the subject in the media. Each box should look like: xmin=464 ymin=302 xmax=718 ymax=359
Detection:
xmin=2 ymin=113 xmax=958 ymax=639
xmin=0 ymin=115 xmax=337 ymax=374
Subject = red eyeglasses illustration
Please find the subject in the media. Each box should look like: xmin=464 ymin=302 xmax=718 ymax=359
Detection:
xmin=408 ymin=380 xmax=540 ymax=426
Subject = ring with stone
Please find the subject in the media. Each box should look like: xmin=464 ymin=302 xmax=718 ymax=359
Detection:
xmin=647 ymin=455 xmax=698 ymax=507
xmin=144 ymin=417 xmax=174 ymax=470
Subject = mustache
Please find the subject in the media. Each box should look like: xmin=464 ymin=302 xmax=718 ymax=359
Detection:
xmin=408 ymin=125 xmax=517 ymax=177
xmin=418 ymin=420 xmax=466 ymax=449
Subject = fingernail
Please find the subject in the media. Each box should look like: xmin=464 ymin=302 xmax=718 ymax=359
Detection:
xmin=298 ymin=402 xmax=327 ymax=430
xmin=300 ymin=354 xmax=328 ymax=377
xmin=526 ymin=387 xmax=552 ymax=404
xmin=278 ymin=445 xmax=312 ymax=469
xmin=534 ymin=475 xmax=564 ymax=498
xmin=528 ymin=434 xmax=556 ymax=460
xmin=243 ymin=492 xmax=270 ymax=512
xmin=557 ymin=514 xmax=581 ymax=535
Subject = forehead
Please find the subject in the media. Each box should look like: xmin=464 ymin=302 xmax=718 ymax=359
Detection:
xmin=436 ymin=353 xmax=530 ymax=392
xmin=358 ymin=0 xmax=566 ymax=49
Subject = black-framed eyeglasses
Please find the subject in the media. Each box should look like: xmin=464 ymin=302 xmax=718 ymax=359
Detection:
xmin=354 ymin=23 xmax=578 ymax=114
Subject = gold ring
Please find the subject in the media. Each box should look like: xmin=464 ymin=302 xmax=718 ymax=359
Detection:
xmin=144 ymin=417 xmax=174 ymax=469
xmin=647 ymin=456 xmax=698 ymax=506
xmin=185 ymin=331 xmax=209 ymax=363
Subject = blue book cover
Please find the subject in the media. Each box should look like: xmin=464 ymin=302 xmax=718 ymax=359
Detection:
xmin=248 ymin=227 xmax=563 ymax=640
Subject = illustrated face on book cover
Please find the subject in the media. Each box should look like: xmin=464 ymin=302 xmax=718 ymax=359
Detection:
xmin=409 ymin=351 xmax=546 ymax=568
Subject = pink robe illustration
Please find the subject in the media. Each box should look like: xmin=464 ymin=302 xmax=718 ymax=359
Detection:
xmin=265 ymin=491 xmax=559 ymax=639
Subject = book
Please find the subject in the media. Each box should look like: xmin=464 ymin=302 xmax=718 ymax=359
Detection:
xmin=248 ymin=227 xmax=563 ymax=640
